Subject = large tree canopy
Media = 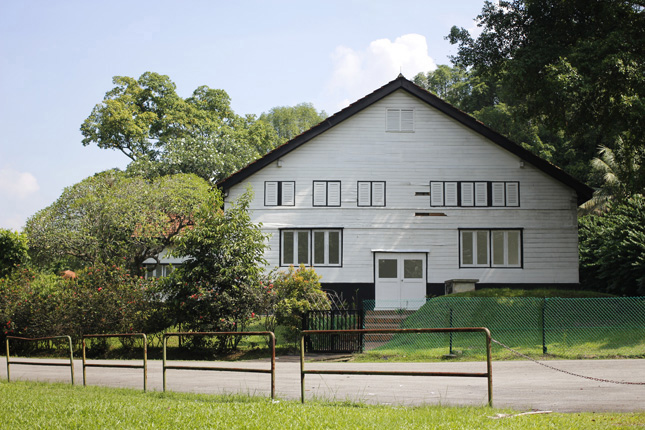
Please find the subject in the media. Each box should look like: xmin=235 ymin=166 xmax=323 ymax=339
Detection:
xmin=259 ymin=103 xmax=327 ymax=145
xmin=24 ymin=171 xmax=210 ymax=275
xmin=446 ymin=0 xmax=645 ymax=187
xmin=81 ymin=72 xmax=277 ymax=183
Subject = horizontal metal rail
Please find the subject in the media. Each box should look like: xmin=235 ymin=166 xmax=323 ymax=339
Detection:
xmin=6 ymin=335 xmax=75 ymax=384
xmin=82 ymin=333 xmax=147 ymax=391
xmin=163 ymin=331 xmax=276 ymax=399
xmin=300 ymin=327 xmax=493 ymax=406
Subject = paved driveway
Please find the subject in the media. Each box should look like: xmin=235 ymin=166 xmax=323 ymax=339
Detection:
xmin=1 ymin=357 xmax=643 ymax=413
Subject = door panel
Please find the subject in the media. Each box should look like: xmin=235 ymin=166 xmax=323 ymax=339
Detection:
xmin=375 ymin=253 xmax=426 ymax=310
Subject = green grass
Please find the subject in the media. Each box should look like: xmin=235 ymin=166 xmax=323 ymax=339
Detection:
xmin=1 ymin=380 xmax=644 ymax=429
xmin=357 ymin=289 xmax=645 ymax=362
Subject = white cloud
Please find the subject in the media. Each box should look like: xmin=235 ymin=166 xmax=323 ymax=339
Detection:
xmin=0 ymin=167 xmax=40 ymax=199
xmin=327 ymin=34 xmax=437 ymax=111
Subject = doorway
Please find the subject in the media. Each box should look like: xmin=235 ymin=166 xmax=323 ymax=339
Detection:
xmin=374 ymin=252 xmax=426 ymax=310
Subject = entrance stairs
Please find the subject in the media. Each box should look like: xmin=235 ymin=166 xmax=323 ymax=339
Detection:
xmin=363 ymin=310 xmax=416 ymax=350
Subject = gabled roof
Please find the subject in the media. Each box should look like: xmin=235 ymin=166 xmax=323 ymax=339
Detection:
xmin=219 ymin=75 xmax=593 ymax=205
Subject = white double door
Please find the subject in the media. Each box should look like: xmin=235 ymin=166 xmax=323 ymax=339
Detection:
xmin=375 ymin=253 xmax=426 ymax=310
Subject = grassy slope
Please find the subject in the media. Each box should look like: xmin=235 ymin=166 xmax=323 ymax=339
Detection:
xmin=356 ymin=289 xmax=644 ymax=362
xmin=1 ymin=381 xmax=643 ymax=429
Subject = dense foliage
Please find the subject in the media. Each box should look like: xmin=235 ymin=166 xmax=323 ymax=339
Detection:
xmin=258 ymin=103 xmax=327 ymax=145
xmin=579 ymin=196 xmax=645 ymax=296
xmin=261 ymin=265 xmax=329 ymax=343
xmin=24 ymin=171 xmax=209 ymax=276
xmin=418 ymin=0 xmax=645 ymax=189
xmin=0 ymin=264 xmax=167 ymax=346
xmin=0 ymin=228 xmax=29 ymax=278
xmin=160 ymin=189 xmax=269 ymax=351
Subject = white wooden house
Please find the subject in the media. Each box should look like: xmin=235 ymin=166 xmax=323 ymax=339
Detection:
xmin=219 ymin=75 xmax=593 ymax=309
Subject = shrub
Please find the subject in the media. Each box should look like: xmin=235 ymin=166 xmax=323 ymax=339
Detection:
xmin=261 ymin=265 xmax=329 ymax=343
xmin=164 ymin=189 xmax=269 ymax=352
xmin=0 ymin=264 xmax=169 ymax=348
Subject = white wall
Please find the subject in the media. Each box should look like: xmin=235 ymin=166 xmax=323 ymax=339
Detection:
xmin=225 ymin=90 xmax=580 ymax=285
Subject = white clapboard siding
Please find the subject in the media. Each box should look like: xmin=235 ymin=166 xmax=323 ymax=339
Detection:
xmin=225 ymin=90 xmax=581 ymax=285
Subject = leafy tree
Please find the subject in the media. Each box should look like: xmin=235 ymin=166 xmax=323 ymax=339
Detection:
xmin=579 ymin=196 xmax=645 ymax=296
xmin=259 ymin=103 xmax=327 ymax=145
xmin=24 ymin=171 xmax=209 ymax=275
xmin=413 ymin=65 xmax=474 ymax=109
xmin=162 ymin=188 xmax=269 ymax=351
xmin=447 ymin=0 xmax=645 ymax=184
xmin=81 ymin=72 xmax=277 ymax=183
xmin=0 ymin=229 xmax=29 ymax=278
xmin=260 ymin=265 xmax=329 ymax=343
xmin=581 ymin=138 xmax=645 ymax=214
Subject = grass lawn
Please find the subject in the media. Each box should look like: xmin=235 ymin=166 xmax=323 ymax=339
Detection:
xmin=357 ymin=289 xmax=645 ymax=362
xmin=1 ymin=380 xmax=644 ymax=429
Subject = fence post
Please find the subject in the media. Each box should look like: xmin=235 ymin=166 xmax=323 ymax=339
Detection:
xmin=542 ymin=298 xmax=548 ymax=354
xmin=449 ymin=308 xmax=454 ymax=355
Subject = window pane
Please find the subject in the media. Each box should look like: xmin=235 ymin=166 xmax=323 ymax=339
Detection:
xmin=476 ymin=231 xmax=489 ymax=265
xmin=492 ymin=231 xmax=505 ymax=265
xmin=313 ymin=231 xmax=325 ymax=265
xmin=328 ymin=231 xmax=340 ymax=265
xmin=378 ymin=259 xmax=397 ymax=278
xmin=462 ymin=232 xmax=473 ymax=265
xmin=283 ymin=232 xmax=294 ymax=265
xmin=297 ymin=231 xmax=309 ymax=264
xmin=404 ymin=259 xmax=423 ymax=278
xmin=507 ymin=231 xmax=520 ymax=266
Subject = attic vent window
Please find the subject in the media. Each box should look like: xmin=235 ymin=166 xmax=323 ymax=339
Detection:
xmin=386 ymin=108 xmax=414 ymax=132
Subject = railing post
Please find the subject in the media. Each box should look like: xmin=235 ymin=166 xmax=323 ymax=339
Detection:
xmin=6 ymin=338 xmax=10 ymax=382
xmin=82 ymin=337 xmax=87 ymax=386
xmin=300 ymin=334 xmax=305 ymax=403
xmin=142 ymin=334 xmax=147 ymax=392
xmin=485 ymin=328 xmax=493 ymax=407
xmin=66 ymin=336 xmax=74 ymax=385
xmin=162 ymin=335 xmax=167 ymax=392
xmin=270 ymin=332 xmax=276 ymax=399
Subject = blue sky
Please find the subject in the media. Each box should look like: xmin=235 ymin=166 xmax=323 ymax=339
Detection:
xmin=0 ymin=0 xmax=486 ymax=230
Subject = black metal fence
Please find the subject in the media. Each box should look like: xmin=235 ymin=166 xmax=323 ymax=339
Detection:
xmin=302 ymin=310 xmax=364 ymax=353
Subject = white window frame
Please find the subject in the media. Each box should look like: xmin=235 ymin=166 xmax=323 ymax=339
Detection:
xmin=386 ymin=108 xmax=414 ymax=132
xmin=460 ymin=230 xmax=490 ymax=268
xmin=312 ymin=181 xmax=341 ymax=207
xmin=265 ymin=181 xmax=295 ymax=206
xmin=357 ymin=181 xmax=386 ymax=207
xmin=280 ymin=229 xmax=342 ymax=267
xmin=430 ymin=181 xmax=520 ymax=207
xmin=460 ymin=229 xmax=523 ymax=268
xmin=491 ymin=230 xmax=522 ymax=267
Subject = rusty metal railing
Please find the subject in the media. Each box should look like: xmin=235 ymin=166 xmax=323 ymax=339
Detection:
xmin=82 ymin=333 xmax=147 ymax=391
xmin=5 ymin=335 xmax=75 ymax=384
xmin=300 ymin=327 xmax=493 ymax=406
xmin=163 ymin=331 xmax=276 ymax=399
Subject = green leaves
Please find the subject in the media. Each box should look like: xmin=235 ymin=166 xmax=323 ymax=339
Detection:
xmin=24 ymin=171 xmax=210 ymax=275
xmin=447 ymin=0 xmax=645 ymax=186
xmin=0 ymin=229 xmax=29 ymax=278
xmin=579 ymin=196 xmax=645 ymax=296
xmin=163 ymin=189 xmax=269 ymax=351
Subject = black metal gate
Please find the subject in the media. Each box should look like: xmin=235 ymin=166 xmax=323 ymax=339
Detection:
xmin=302 ymin=310 xmax=365 ymax=353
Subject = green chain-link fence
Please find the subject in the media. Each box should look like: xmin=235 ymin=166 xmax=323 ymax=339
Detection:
xmin=362 ymin=297 xmax=645 ymax=359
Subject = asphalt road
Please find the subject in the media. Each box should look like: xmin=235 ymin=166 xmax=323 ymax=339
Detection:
xmin=1 ymin=357 xmax=643 ymax=413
